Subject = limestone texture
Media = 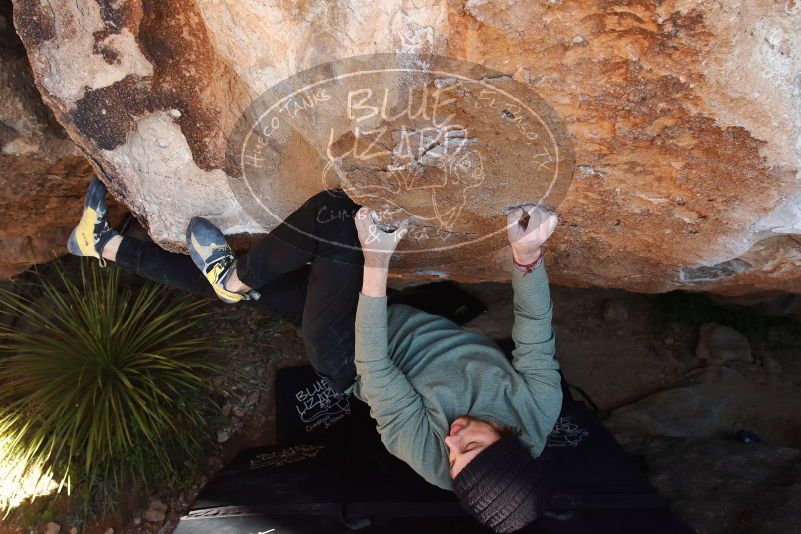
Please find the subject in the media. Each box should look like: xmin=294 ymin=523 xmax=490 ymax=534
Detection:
xmin=695 ymin=322 xmax=753 ymax=364
xmin=9 ymin=0 xmax=801 ymax=294
xmin=0 ymin=0 xmax=96 ymax=277
xmin=618 ymin=433 xmax=801 ymax=533
xmin=606 ymin=366 xmax=801 ymax=446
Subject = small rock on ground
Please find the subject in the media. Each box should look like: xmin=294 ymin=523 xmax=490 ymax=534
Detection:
xmin=603 ymin=299 xmax=629 ymax=323
xmin=145 ymin=499 xmax=168 ymax=522
xmin=144 ymin=508 xmax=166 ymax=523
xmin=696 ymin=322 xmax=752 ymax=364
xmin=149 ymin=498 xmax=168 ymax=512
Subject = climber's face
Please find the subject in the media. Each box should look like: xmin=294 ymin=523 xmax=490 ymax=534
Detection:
xmin=444 ymin=415 xmax=504 ymax=478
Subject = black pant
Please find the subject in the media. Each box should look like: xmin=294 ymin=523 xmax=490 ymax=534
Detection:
xmin=116 ymin=190 xmax=364 ymax=392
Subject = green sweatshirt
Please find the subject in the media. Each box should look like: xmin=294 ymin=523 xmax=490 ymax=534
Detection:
xmin=350 ymin=261 xmax=562 ymax=490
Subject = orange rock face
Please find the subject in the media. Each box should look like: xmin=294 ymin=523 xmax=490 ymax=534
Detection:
xmin=0 ymin=0 xmax=94 ymax=277
xmin=10 ymin=0 xmax=801 ymax=294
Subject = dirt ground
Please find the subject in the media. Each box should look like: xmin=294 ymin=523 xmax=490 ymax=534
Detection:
xmin=3 ymin=265 xmax=801 ymax=533
xmin=464 ymin=282 xmax=801 ymax=447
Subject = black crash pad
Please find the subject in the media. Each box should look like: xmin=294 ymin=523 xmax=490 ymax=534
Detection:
xmin=176 ymin=366 xmax=693 ymax=533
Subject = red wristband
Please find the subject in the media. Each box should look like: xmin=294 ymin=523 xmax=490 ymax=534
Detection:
xmin=513 ymin=249 xmax=544 ymax=276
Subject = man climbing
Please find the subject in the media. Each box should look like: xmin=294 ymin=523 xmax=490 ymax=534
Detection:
xmin=69 ymin=175 xmax=562 ymax=532
xmin=350 ymin=204 xmax=561 ymax=532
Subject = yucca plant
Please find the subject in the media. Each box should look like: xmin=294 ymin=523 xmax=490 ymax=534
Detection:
xmin=0 ymin=261 xmax=221 ymax=514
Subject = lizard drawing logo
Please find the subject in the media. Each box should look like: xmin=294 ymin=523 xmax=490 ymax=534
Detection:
xmin=232 ymin=53 xmax=575 ymax=263
xmin=322 ymin=121 xmax=485 ymax=233
xmin=545 ymin=417 xmax=589 ymax=448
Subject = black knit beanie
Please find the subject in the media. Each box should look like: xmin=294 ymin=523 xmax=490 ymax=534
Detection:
xmin=452 ymin=435 xmax=548 ymax=533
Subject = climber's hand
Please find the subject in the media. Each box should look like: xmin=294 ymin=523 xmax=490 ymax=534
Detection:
xmin=507 ymin=204 xmax=557 ymax=264
xmin=354 ymin=207 xmax=410 ymax=268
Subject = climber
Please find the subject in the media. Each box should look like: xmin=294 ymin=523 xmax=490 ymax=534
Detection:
xmin=349 ymin=203 xmax=562 ymax=533
xmin=69 ymin=175 xmax=562 ymax=533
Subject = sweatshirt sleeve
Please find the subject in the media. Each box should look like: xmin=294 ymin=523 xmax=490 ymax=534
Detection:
xmin=510 ymin=261 xmax=563 ymax=433
xmin=354 ymin=293 xmax=447 ymax=487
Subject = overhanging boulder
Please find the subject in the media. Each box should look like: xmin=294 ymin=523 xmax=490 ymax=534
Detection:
xmin=10 ymin=0 xmax=801 ymax=294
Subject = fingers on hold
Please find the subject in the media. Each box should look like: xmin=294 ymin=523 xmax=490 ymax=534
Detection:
xmin=395 ymin=218 xmax=411 ymax=238
xmin=395 ymin=219 xmax=410 ymax=241
xmin=548 ymin=213 xmax=558 ymax=232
